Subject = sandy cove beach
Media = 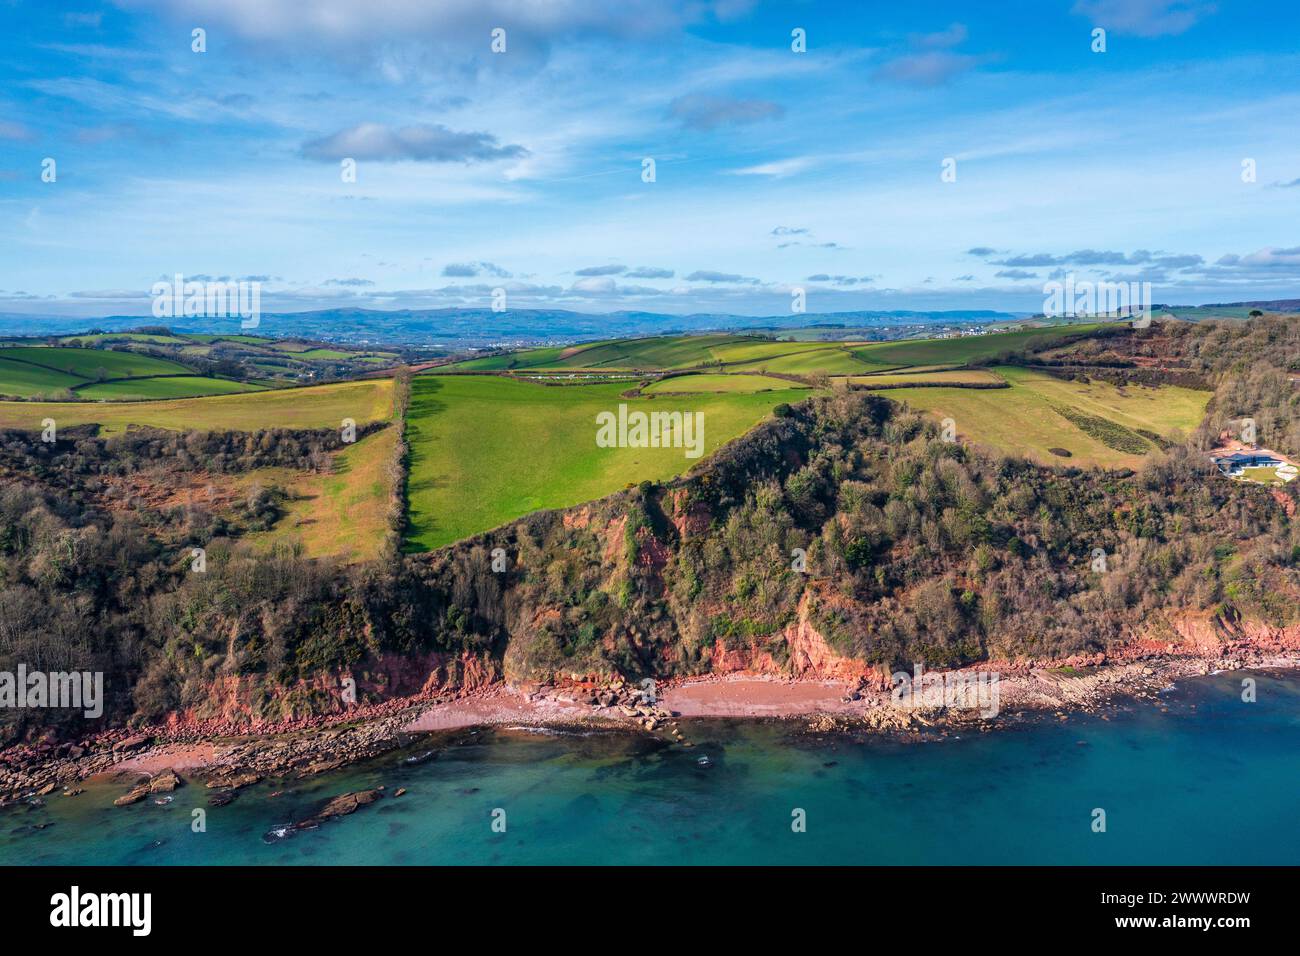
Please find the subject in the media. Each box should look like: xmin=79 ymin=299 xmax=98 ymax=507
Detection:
xmin=3 ymin=646 xmax=1298 ymax=805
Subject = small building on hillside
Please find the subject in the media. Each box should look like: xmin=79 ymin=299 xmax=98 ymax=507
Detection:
xmin=1213 ymin=451 xmax=1281 ymax=475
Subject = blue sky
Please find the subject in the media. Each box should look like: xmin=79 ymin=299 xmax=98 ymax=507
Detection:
xmin=2 ymin=0 xmax=1300 ymax=318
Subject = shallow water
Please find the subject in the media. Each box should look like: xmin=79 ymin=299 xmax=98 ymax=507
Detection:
xmin=3 ymin=672 xmax=1298 ymax=865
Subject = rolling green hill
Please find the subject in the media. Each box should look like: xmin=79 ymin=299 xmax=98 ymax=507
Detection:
xmin=643 ymin=373 xmax=811 ymax=394
xmin=404 ymin=374 xmax=807 ymax=550
xmin=0 ymin=358 xmax=85 ymax=397
xmin=0 ymin=379 xmax=394 ymax=433
xmin=0 ymin=345 xmax=189 ymax=378
xmin=75 ymin=376 xmax=267 ymax=400
xmin=442 ymin=324 xmax=1118 ymax=379
xmin=850 ymin=324 xmax=1109 ymax=366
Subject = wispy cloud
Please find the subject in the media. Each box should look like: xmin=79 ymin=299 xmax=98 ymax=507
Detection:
xmin=441 ymin=261 xmax=512 ymax=278
xmin=0 ymin=121 xmax=33 ymax=141
xmin=1072 ymin=0 xmax=1217 ymax=38
xmin=302 ymin=123 xmax=528 ymax=163
xmin=728 ymin=157 xmax=814 ymax=178
xmin=684 ymin=270 xmax=760 ymax=284
xmin=667 ymin=93 xmax=783 ymax=131
xmin=875 ymin=22 xmax=993 ymax=87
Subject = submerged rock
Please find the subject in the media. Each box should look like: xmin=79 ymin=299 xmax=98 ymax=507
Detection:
xmin=113 ymin=782 xmax=151 ymax=806
xmin=206 ymin=772 xmax=260 ymax=791
xmin=262 ymin=823 xmax=295 ymax=843
xmin=294 ymin=788 xmax=383 ymax=830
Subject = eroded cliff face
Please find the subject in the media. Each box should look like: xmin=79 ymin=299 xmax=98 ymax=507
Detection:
xmin=163 ymin=650 xmax=498 ymax=734
xmin=703 ymin=591 xmax=878 ymax=682
xmin=1162 ymin=608 xmax=1300 ymax=656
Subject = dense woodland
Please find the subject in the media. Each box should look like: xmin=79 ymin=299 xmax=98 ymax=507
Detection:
xmin=1 ymin=316 xmax=1297 ymax=743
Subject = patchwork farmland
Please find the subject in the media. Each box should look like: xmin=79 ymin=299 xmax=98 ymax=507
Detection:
xmin=436 ymin=324 xmax=1208 ymax=474
xmin=0 ymin=321 xmax=1216 ymax=557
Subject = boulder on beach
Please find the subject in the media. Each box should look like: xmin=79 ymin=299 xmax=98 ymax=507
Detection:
xmin=149 ymin=769 xmax=183 ymax=793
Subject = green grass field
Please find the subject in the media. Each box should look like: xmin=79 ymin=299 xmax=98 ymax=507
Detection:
xmin=0 ymin=358 xmax=85 ymax=397
xmin=0 ymin=379 xmax=394 ymax=434
xmin=186 ymin=334 xmax=275 ymax=344
xmin=546 ymin=334 xmax=743 ymax=370
xmin=443 ymin=325 xmax=1114 ymax=379
xmin=443 ymin=334 xmax=879 ymax=374
xmin=848 ymin=369 xmax=1006 ymax=387
xmin=643 ymin=373 xmax=810 ymax=394
xmin=445 ymin=346 xmax=570 ymax=371
xmin=706 ymin=339 xmax=824 ymax=364
xmin=893 ymin=366 xmax=1209 ymax=467
xmin=75 ymin=376 xmax=267 ymax=400
xmin=850 ymin=324 xmax=1110 ymax=367
xmin=0 ymin=346 xmax=189 ymax=378
xmin=285 ymin=348 xmax=353 ymax=360
xmin=724 ymin=345 xmax=889 ymax=375
xmin=404 ymin=374 xmax=807 ymax=550
xmin=58 ymin=333 xmax=192 ymax=346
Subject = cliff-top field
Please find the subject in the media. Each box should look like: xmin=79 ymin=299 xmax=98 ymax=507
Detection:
xmin=895 ymin=366 xmax=1210 ymax=467
xmin=247 ymin=424 xmax=398 ymax=564
xmin=0 ymin=378 xmax=394 ymax=433
xmin=434 ymin=323 xmax=1204 ymax=472
xmin=403 ymin=374 xmax=807 ymax=550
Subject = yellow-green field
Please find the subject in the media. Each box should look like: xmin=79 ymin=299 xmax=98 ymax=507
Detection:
xmin=894 ymin=366 xmax=1210 ymax=467
xmin=848 ymin=369 xmax=1006 ymax=387
xmin=439 ymin=325 xmax=1113 ymax=379
xmin=0 ymin=379 xmax=393 ymax=433
xmin=724 ymin=345 xmax=890 ymax=375
xmin=247 ymin=425 xmax=397 ymax=563
xmin=75 ymin=376 xmax=266 ymax=400
xmin=643 ymin=373 xmax=810 ymax=394
xmin=405 ymin=374 xmax=807 ymax=550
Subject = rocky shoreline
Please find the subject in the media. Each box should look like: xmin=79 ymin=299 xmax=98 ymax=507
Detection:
xmin=2 ymin=646 xmax=1297 ymax=809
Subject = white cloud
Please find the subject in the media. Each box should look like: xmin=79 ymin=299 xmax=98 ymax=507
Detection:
xmin=728 ymin=157 xmax=814 ymax=178
xmin=302 ymin=123 xmax=527 ymax=163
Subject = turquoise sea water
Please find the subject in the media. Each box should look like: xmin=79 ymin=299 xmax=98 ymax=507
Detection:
xmin=3 ymin=671 xmax=1298 ymax=865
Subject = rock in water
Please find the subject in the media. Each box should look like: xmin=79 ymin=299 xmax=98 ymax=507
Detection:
xmin=294 ymin=788 xmax=383 ymax=830
xmin=113 ymin=782 xmax=151 ymax=806
xmin=149 ymin=769 xmax=183 ymax=793
xmin=206 ymin=772 xmax=260 ymax=791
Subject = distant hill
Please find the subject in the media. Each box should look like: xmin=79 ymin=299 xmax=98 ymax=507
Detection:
xmin=1156 ymin=299 xmax=1300 ymax=322
xmin=0 ymin=307 xmax=1028 ymax=350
